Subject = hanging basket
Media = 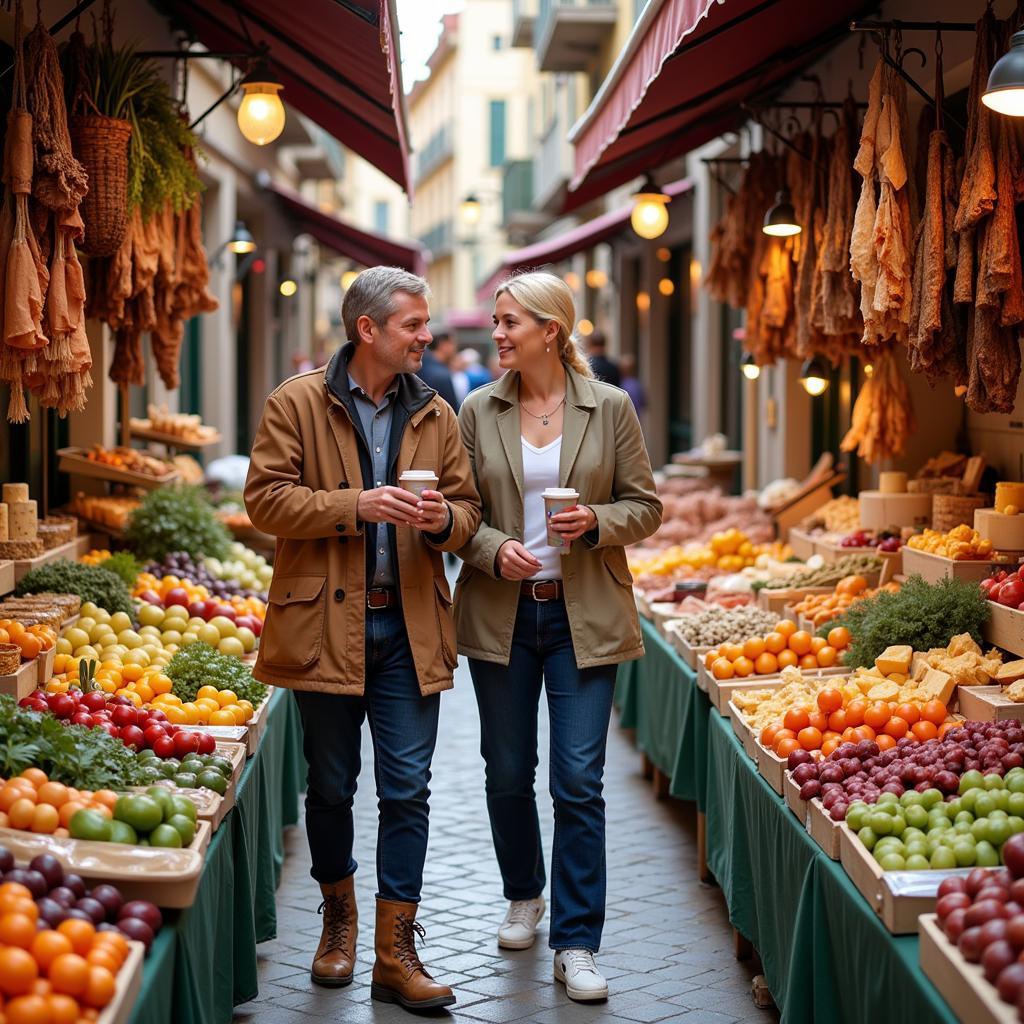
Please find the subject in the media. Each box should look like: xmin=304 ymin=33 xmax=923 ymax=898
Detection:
xmin=70 ymin=114 xmax=132 ymax=257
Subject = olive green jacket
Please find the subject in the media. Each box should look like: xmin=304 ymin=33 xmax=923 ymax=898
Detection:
xmin=454 ymin=367 xmax=662 ymax=668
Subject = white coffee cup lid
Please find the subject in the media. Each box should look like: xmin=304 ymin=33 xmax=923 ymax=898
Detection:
xmin=400 ymin=470 xmax=438 ymax=479
xmin=542 ymin=488 xmax=579 ymax=498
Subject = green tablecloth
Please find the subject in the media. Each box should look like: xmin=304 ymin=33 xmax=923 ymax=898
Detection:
xmin=704 ymin=711 xmax=956 ymax=1024
xmin=129 ymin=687 xmax=306 ymax=1024
xmin=618 ymin=617 xmax=712 ymax=809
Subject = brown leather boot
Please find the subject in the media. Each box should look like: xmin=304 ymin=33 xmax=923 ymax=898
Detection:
xmin=370 ymin=898 xmax=456 ymax=1009
xmin=310 ymin=876 xmax=357 ymax=987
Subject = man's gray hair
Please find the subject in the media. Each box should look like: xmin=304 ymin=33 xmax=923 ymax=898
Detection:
xmin=342 ymin=267 xmax=430 ymax=342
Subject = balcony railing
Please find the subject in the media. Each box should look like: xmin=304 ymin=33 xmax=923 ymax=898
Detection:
xmin=511 ymin=0 xmax=537 ymax=47
xmin=535 ymin=0 xmax=617 ymax=72
xmin=533 ymin=118 xmax=574 ymax=213
xmin=419 ymin=219 xmax=454 ymax=259
xmin=415 ymin=123 xmax=454 ymax=183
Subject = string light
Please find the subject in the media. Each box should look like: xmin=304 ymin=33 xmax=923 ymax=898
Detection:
xmin=741 ymin=354 xmax=760 ymax=380
xmin=585 ymin=269 xmax=607 ymax=289
xmin=658 ymin=278 xmax=675 ymax=296
xmin=237 ymin=63 xmax=286 ymax=145
xmin=630 ymin=177 xmax=671 ymax=239
xmin=279 ymin=279 xmax=298 ymax=297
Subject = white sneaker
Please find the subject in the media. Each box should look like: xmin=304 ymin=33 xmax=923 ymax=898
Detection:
xmin=497 ymin=896 xmax=546 ymax=949
xmin=553 ymin=949 xmax=609 ymax=1001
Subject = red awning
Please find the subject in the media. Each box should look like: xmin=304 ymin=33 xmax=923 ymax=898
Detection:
xmin=168 ymin=0 xmax=411 ymax=191
xmin=477 ymin=177 xmax=693 ymax=301
xmin=267 ymin=182 xmax=424 ymax=275
xmin=566 ymin=0 xmax=867 ymax=210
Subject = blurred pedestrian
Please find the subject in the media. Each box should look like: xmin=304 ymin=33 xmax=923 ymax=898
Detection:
xmin=584 ymin=331 xmax=620 ymax=387
xmin=619 ymin=353 xmax=646 ymax=415
xmin=417 ymin=331 xmax=460 ymax=410
xmin=462 ymin=348 xmax=492 ymax=392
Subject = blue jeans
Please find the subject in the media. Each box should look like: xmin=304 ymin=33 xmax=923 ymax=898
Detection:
xmin=293 ymin=606 xmax=440 ymax=902
xmin=469 ymin=598 xmax=617 ymax=952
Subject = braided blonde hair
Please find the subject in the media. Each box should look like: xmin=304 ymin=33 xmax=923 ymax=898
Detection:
xmin=495 ymin=272 xmax=594 ymax=379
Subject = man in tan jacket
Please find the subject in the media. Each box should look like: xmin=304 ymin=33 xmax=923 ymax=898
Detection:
xmin=244 ymin=267 xmax=480 ymax=1011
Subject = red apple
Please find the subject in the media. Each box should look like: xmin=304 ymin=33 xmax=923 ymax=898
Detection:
xmin=164 ymin=588 xmax=190 ymax=608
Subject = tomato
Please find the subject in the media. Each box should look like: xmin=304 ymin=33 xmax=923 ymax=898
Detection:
xmin=883 ymin=716 xmax=909 ymax=739
xmin=922 ymin=700 xmax=947 ymax=726
xmin=152 ymin=735 xmax=175 ymax=759
xmin=783 ymin=708 xmax=810 ymax=733
xmin=863 ymin=702 xmax=890 ymax=731
xmin=173 ymin=732 xmax=202 ymax=758
xmin=895 ymin=702 xmax=921 ymax=725
xmin=775 ymin=737 xmax=801 ymax=758
xmin=845 ymin=700 xmax=867 ymax=728
xmin=797 ymin=727 xmax=823 ymax=751
xmin=817 ymin=688 xmax=842 ymax=714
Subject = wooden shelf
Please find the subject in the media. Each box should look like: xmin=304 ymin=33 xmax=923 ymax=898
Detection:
xmin=0 ymin=561 xmax=13 ymax=598
xmin=128 ymin=420 xmax=221 ymax=451
xmin=13 ymin=537 xmax=85 ymax=582
xmin=57 ymin=447 xmax=179 ymax=490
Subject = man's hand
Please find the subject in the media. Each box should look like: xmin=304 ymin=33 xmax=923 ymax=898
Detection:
xmin=496 ymin=540 xmax=543 ymax=581
xmin=357 ymin=486 xmax=423 ymax=526
xmin=548 ymin=505 xmax=598 ymax=543
xmin=411 ymin=489 xmax=451 ymax=533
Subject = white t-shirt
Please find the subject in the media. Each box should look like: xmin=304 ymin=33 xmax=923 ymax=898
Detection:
xmin=521 ymin=436 xmax=564 ymax=581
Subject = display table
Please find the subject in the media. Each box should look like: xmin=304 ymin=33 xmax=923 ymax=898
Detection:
xmin=617 ymin=617 xmax=712 ymax=808
xmin=129 ymin=687 xmax=306 ymax=1024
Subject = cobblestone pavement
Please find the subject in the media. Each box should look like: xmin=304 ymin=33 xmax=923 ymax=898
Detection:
xmin=234 ymin=654 xmax=778 ymax=1024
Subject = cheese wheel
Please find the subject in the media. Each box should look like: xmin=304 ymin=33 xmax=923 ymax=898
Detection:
xmin=8 ymin=500 xmax=36 ymax=541
xmin=0 ymin=504 xmax=7 ymax=543
xmin=858 ymin=491 xmax=932 ymax=530
xmin=1 ymin=483 xmax=28 ymax=505
xmin=879 ymin=471 xmax=908 ymax=494
xmin=995 ymin=482 xmax=1024 ymax=514
xmin=975 ymin=508 xmax=1024 ymax=550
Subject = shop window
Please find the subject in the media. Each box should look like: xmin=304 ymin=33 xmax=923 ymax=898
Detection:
xmin=667 ymin=246 xmax=693 ymax=457
xmin=492 ymin=34 xmax=504 ymax=51
xmin=373 ymin=200 xmax=390 ymax=235
xmin=489 ymin=100 xmax=506 ymax=168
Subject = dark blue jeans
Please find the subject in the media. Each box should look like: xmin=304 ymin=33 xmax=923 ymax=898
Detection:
xmin=469 ymin=597 xmax=617 ymax=952
xmin=294 ymin=606 xmax=440 ymax=903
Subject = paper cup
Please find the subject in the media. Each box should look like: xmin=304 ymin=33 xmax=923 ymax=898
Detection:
xmin=543 ymin=488 xmax=580 ymax=554
xmin=399 ymin=470 xmax=439 ymax=498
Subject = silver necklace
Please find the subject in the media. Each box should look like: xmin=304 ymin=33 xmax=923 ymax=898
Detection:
xmin=520 ymin=395 xmax=566 ymax=427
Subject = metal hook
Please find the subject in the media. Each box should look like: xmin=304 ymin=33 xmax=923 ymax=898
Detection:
xmin=782 ymin=113 xmax=802 ymax=137
xmin=821 ymin=108 xmax=841 ymax=132
xmin=899 ymin=46 xmax=927 ymax=70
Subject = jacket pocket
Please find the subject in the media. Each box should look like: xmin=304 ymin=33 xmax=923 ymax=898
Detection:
xmin=261 ymin=574 xmax=327 ymax=670
xmin=603 ymin=549 xmax=634 ymax=587
xmin=433 ymin=575 xmax=457 ymax=670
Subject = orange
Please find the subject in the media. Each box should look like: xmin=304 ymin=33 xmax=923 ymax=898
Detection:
xmin=883 ymin=716 xmax=909 ymax=739
xmin=209 ymin=709 xmax=237 ymax=726
xmin=705 ymin=650 xmax=720 ymax=670
xmin=5 ymin=994 xmax=50 ymax=1024
xmin=16 ymin=634 xmax=41 ymax=660
xmin=754 ymin=651 xmax=779 ymax=675
xmin=827 ymin=709 xmax=848 ymax=733
xmin=827 ymin=626 xmax=851 ymax=649
xmin=196 ymin=685 xmax=219 ymax=702
xmin=798 ymin=726 xmax=823 ymax=751
xmin=58 ymin=801 xmax=86 ymax=830
xmin=216 ymin=690 xmax=238 ymax=707
xmin=165 ymin=705 xmax=189 ymax=726
xmin=921 ymin=700 xmax=947 ymax=726
xmin=31 ymin=931 xmax=72 ymax=972
xmin=764 ymin=632 xmax=786 ymax=655
xmin=56 ymin=921 xmax=95 ymax=958
xmin=36 ymin=782 xmax=69 ymax=809
xmin=761 ymin=725 xmax=780 ymax=748
xmin=48 ymin=953 xmax=88 ymax=996
xmin=783 ymin=708 xmax=810 ymax=733
xmin=46 ymin=993 xmax=80 ymax=1024
xmin=776 ymin=649 xmax=799 ymax=669
xmin=845 ymin=700 xmax=867 ymax=728
xmin=84 ymin=948 xmax=120 ymax=975
xmin=911 ymin=720 xmax=939 ymax=742
xmin=30 ymin=804 xmax=59 ymax=835
xmin=775 ymin=737 xmax=801 ymax=758
xmin=807 ymin=710 xmax=829 ymax=732
xmin=0 ymin=914 xmax=38 ymax=950
xmin=798 ymin=653 xmax=819 ymax=670
xmin=720 ymin=643 xmax=744 ymax=663
xmin=775 ymin=620 xmax=797 ymax=638
xmin=743 ymin=637 xmax=766 ymax=660
xmin=810 ymin=636 xmax=827 ymax=654
xmin=18 ymin=769 xmax=47 ymax=791
xmin=227 ymin=706 xmax=248 ymax=725
xmin=90 ymin=933 xmax=128 ymax=964
xmin=864 ymin=703 xmax=890 ymax=731
xmin=821 ymin=737 xmax=841 ymax=757
xmin=895 ymin=703 xmax=921 ymax=725
xmin=817 ymin=689 xmax=842 ymax=714
xmin=876 ymin=733 xmax=897 ymax=751
xmin=788 ymin=631 xmax=813 ymax=656
xmin=938 ymin=722 xmax=957 ymax=740
xmin=0 ymin=783 xmax=28 ymax=814
xmin=711 ymin=658 xmax=735 ymax=681
xmin=733 ymin=655 xmax=757 ymax=679
xmin=815 ymin=645 xmax=838 ymax=668
xmin=0 ymin=946 xmax=39 ymax=996
xmin=8 ymin=798 xmax=36 ymax=831
xmin=851 ymin=725 xmax=876 ymax=742
xmin=92 ymin=791 xmax=119 ymax=812
xmin=81 ymin=966 xmax=115 ymax=1009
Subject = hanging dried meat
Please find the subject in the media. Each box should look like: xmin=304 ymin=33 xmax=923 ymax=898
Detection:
xmin=841 ymin=347 xmax=915 ymax=463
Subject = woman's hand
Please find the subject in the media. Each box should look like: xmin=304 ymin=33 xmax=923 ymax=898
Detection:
xmin=496 ymin=540 xmax=543 ymax=580
xmin=548 ymin=505 xmax=597 ymax=543
xmin=411 ymin=489 xmax=451 ymax=533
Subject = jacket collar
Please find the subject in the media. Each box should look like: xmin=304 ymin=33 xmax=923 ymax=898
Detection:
xmin=489 ymin=365 xmax=597 ymax=409
xmin=325 ymin=342 xmax=437 ymax=423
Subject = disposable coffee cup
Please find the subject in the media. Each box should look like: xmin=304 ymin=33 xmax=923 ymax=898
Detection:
xmin=400 ymin=470 xmax=439 ymax=499
xmin=543 ymin=488 xmax=580 ymax=554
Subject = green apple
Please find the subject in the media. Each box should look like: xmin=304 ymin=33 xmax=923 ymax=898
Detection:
xmin=217 ymin=636 xmax=245 ymax=658
xmin=209 ymin=616 xmax=238 ymax=639
xmin=235 ymin=627 xmax=256 ymax=653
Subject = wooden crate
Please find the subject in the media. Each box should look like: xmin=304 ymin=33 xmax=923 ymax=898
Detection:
xmin=758 ymin=586 xmax=834 ymax=616
xmin=728 ymin=702 xmax=760 ymax=761
xmin=901 ymin=547 xmax=1013 ymax=585
xmin=807 ymin=798 xmax=842 ymax=859
xmin=783 ymin=770 xmax=810 ymax=826
xmin=837 ymin=821 xmax=977 ymax=934
xmin=815 ymin=536 xmax=877 ymax=563
xmin=754 ymin=740 xmax=786 ymax=795
xmin=957 ymin=685 xmax=1024 ymax=722
xmin=984 ymin=602 xmax=1024 ymax=659
xmin=919 ymin=913 xmax=1016 ymax=1024
xmin=664 ymin=623 xmax=710 ymax=671
xmin=97 ymin=940 xmax=146 ymax=1024
xmin=216 ymin=741 xmax=248 ymax=789
xmin=0 ymin=561 xmax=13 ymax=597
xmin=711 ymin=678 xmax=784 ymax=717
xmin=36 ymin=645 xmax=55 ymax=686
xmin=244 ymin=689 xmax=274 ymax=755
xmin=0 ymin=659 xmax=38 ymax=699
xmin=787 ymin=528 xmax=817 ymax=561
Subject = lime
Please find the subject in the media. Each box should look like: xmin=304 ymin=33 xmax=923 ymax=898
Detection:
xmin=114 ymin=795 xmax=163 ymax=834
xmin=166 ymin=814 xmax=196 ymax=846
xmin=196 ymin=769 xmax=227 ymax=796
xmin=173 ymin=772 xmax=198 ymax=790
xmin=108 ymin=820 xmax=138 ymax=845
xmin=69 ymin=808 xmax=113 ymax=843
xmin=149 ymin=824 xmax=183 ymax=848
xmin=145 ymin=787 xmax=175 ymax=819
xmin=857 ymin=827 xmax=878 ymax=851
xmin=208 ymin=757 xmax=233 ymax=776
xmin=169 ymin=796 xmax=197 ymax=822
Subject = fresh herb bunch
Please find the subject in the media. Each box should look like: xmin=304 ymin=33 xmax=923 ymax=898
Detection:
xmin=166 ymin=643 xmax=268 ymax=707
xmin=0 ymin=696 xmax=146 ymax=789
xmin=125 ymin=486 xmax=231 ymax=563
xmin=16 ymin=560 xmax=134 ymax=617
xmin=96 ymin=551 xmax=142 ymax=587
xmin=832 ymin=575 xmax=991 ymax=668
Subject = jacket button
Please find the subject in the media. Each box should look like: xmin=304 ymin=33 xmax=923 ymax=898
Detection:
xmin=338 ymin=481 xmax=348 ymax=489
xmin=336 ymin=523 xmax=345 ymax=532
xmin=334 ymin=589 xmax=345 ymax=602
xmin=285 ymin=592 xmax=291 ymax=599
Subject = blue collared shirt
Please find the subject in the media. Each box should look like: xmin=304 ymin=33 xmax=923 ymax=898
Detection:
xmin=348 ymin=373 xmax=398 ymax=587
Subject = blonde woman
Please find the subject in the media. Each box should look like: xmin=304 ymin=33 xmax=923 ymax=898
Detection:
xmin=455 ymin=272 xmax=662 ymax=1001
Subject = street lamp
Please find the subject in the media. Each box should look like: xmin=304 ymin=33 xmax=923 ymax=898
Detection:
xmin=279 ymin=279 xmax=298 ymax=297
xmin=763 ymin=190 xmax=801 ymax=237
xmin=799 ymin=356 xmax=829 ymax=396
xmin=226 ymin=221 xmax=256 ymax=254
xmin=741 ymin=354 xmax=761 ymax=380
xmin=984 ymin=31 xmax=1024 ymax=116
xmin=237 ymin=60 xmax=286 ymax=145
xmin=459 ymin=193 xmax=483 ymax=227
xmin=630 ymin=178 xmax=671 ymax=240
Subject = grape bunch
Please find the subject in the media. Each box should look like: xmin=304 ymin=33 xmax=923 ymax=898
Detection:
xmin=143 ymin=552 xmax=263 ymax=601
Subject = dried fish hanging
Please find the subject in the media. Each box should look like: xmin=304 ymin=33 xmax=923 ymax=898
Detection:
xmin=24 ymin=13 xmax=91 ymax=415
xmin=908 ymin=34 xmax=965 ymax=388
xmin=0 ymin=3 xmax=48 ymax=423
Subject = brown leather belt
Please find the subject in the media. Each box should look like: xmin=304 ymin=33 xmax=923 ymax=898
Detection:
xmin=520 ymin=580 xmax=563 ymax=602
xmin=366 ymin=587 xmax=399 ymax=610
